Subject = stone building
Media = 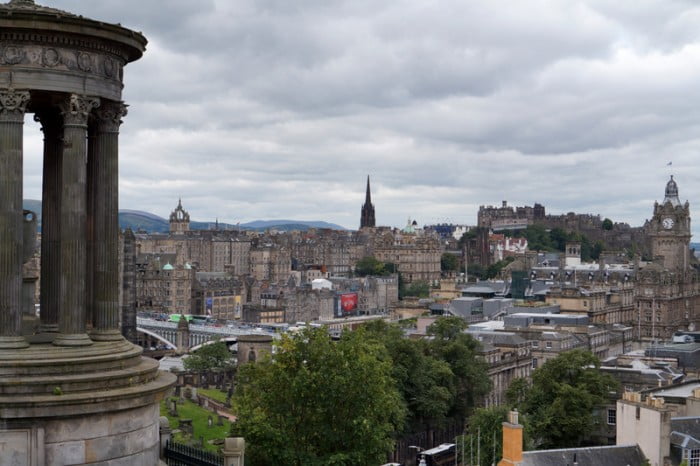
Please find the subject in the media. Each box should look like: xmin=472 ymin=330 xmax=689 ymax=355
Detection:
xmin=135 ymin=253 xmax=194 ymax=315
xmin=372 ymin=228 xmax=441 ymax=284
xmin=191 ymin=272 xmax=244 ymax=319
xmin=470 ymin=330 xmax=533 ymax=407
xmin=0 ymin=2 xmax=174 ymax=463
xmin=249 ymin=243 xmax=291 ymax=282
xmin=546 ymin=284 xmax=636 ymax=325
xmin=169 ymin=198 xmax=190 ymax=234
xmin=634 ymin=176 xmax=700 ymax=341
xmin=478 ymin=200 xmax=545 ymax=230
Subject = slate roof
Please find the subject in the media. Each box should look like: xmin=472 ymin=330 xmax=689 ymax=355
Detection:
xmin=671 ymin=417 xmax=700 ymax=450
xmin=521 ymin=444 xmax=646 ymax=466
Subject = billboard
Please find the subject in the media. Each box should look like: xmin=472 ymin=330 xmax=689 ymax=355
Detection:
xmin=337 ymin=292 xmax=358 ymax=316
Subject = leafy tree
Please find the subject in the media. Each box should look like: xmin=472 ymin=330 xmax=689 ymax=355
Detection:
xmin=403 ymin=280 xmax=430 ymax=298
xmin=364 ymin=319 xmax=489 ymax=434
xmin=427 ymin=317 xmax=491 ymax=422
xmin=462 ymin=406 xmax=510 ymax=466
xmin=232 ymin=327 xmax=405 ymax=466
xmin=515 ymin=349 xmax=619 ymax=449
xmin=183 ymin=340 xmax=234 ymax=371
xmin=550 ymin=228 xmax=569 ymax=252
xmin=441 ymin=253 xmax=459 ymax=272
xmin=522 ymin=224 xmax=554 ymax=251
xmin=602 ymin=218 xmax=613 ymax=230
xmin=355 ymin=256 xmax=386 ymax=276
xmin=505 ymin=377 xmax=529 ymax=408
xmin=591 ymin=240 xmax=604 ymax=261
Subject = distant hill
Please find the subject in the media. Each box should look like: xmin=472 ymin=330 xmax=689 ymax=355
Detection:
xmin=24 ymin=201 xmax=346 ymax=233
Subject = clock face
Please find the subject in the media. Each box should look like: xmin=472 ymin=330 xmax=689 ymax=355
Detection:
xmin=663 ymin=217 xmax=675 ymax=229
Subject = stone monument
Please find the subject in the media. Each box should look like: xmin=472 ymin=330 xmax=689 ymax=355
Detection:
xmin=0 ymin=1 xmax=175 ymax=464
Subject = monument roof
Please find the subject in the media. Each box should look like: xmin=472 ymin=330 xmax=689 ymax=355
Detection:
xmin=0 ymin=0 xmax=147 ymax=62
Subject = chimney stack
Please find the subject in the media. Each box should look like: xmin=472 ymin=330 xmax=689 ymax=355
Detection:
xmin=498 ymin=410 xmax=523 ymax=466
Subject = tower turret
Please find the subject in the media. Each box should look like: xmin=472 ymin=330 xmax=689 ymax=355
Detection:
xmin=360 ymin=176 xmax=376 ymax=229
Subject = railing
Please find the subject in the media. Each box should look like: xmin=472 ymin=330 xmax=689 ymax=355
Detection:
xmin=163 ymin=440 xmax=223 ymax=466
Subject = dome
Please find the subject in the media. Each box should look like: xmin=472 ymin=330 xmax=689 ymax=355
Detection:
xmin=663 ymin=175 xmax=681 ymax=207
xmin=162 ymin=262 xmax=174 ymax=271
xmin=184 ymin=262 xmax=192 ymax=270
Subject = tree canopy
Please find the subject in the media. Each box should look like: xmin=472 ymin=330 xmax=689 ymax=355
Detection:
xmin=509 ymin=349 xmax=619 ymax=449
xmin=364 ymin=318 xmax=490 ymax=433
xmin=441 ymin=252 xmax=459 ymax=272
xmin=231 ymin=327 xmax=405 ymax=466
xmin=182 ymin=340 xmax=234 ymax=371
xmin=355 ymin=256 xmax=391 ymax=276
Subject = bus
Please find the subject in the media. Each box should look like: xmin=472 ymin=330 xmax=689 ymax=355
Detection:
xmin=168 ymin=314 xmax=193 ymax=323
xmin=417 ymin=443 xmax=455 ymax=466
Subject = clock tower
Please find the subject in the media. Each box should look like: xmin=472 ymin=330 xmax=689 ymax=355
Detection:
xmin=649 ymin=175 xmax=691 ymax=270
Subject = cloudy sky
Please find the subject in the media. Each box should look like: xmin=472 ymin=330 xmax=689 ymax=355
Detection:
xmin=21 ymin=0 xmax=700 ymax=234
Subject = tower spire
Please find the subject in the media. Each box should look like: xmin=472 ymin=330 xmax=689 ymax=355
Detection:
xmin=360 ymin=175 xmax=376 ymax=229
xmin=365 ymin=175 xmax=372 ymax=204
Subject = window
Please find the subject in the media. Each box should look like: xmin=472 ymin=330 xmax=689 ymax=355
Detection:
xmin=532 ymin=358 xmax=538 ymax=369
xmin=690 ymin=449 xmax=700 ymax=466
xmin=607 ymin=408 xmax=616 ymax=425
xmin=546 ymin=341 xmax=552 ymax=349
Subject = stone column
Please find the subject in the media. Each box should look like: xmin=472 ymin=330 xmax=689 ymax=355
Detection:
xmin=0 ymin=89 xmax=31 ymax=349
xmin=54 ymin=94 xmax=99 ymax=347
xmin=36 ymin=110 xmax=63 ymax=333
xmin=88 ymin=101 xmax=127 ymax=341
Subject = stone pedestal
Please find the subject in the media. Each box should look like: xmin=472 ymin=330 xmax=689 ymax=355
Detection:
xmin=223 ymin=438 xmax=246 ymax=466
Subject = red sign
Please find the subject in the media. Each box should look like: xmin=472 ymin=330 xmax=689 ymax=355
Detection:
xmin=340 ymin=293 xmax=358 ymax=313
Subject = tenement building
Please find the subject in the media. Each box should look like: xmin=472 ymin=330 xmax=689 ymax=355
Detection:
xmin=635 ymin=176 xmax=700 ymax=340
xmin=0 ymin=1 xmax=173 ymax=464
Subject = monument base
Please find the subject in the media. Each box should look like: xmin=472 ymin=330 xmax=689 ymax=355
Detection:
xmin=0 ymin=340 xmax=175 ymax=465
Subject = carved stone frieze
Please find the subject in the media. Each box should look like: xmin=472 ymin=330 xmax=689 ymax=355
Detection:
xmin=95 ymin=101 xmax=128 ymax=133
xmin=0 ymin=88 xmax=30 ymax=121
xmin=0 ymin=43 xmax=124 ymax=81
xmin=59 ymin=94 xmax=100 ymax=127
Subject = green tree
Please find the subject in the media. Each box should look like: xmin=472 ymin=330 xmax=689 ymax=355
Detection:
xmin=232 ymin=327 xmax=405 ymax=466
xmin=427 ymin=317 xmax=491 ymax=422
xmin=364 ymin=319 xmax=489 ymax=433
xmin=518 ymin=349 xmax=619 ymax=449
xmin=403 ymin=280 xmax=430 ymax=298
xmin=182 ymin=340 xmax=234 ymax=371
xmin=364 ymin=321 xmax=452 ymax=432
xmin=462 ymin=406 xmax=510 ymax=466
xmin=602 ymin=218 xmax=613 ymax=230
xmin=522 ymin=225 xmax=554 ymax=251
xmin=355 ymin=256 xmax=386 ymax=276
xmin=441 ymin=253 xmax=459 ymax=273
xmin=550 ymin=227 xmax=569 ymax=251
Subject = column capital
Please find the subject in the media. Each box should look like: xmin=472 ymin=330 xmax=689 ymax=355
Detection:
xmin=95 ymin=101 xmax=128 ymax=133
xmin=59 ymin=94 xmax=100 ymax=127
xmin=0 ymin=89 xmax=30 ymax=122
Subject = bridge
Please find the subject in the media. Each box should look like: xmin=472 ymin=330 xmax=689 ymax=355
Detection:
xmin=136 ymin=317 xmax=278 ymax=352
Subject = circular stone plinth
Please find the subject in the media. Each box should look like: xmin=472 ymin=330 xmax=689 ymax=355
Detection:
xmin=0 ymin=340 xmax=175 ymax=418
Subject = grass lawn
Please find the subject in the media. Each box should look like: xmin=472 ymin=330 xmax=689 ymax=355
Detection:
xmin=160 ymin=396 xmax=232 ymax=452
xmin=197 ymin=388 xmax=229 ymax=404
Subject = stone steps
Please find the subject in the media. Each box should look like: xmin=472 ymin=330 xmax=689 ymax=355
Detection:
xmin=0 ymin=355 xmax=160 ymax=395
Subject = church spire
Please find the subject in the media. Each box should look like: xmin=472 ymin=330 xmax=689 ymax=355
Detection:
xmin=360 ymin=175 xmax=376 ymax=229
xmin=365 ymin=175 xmax=372 ymax=204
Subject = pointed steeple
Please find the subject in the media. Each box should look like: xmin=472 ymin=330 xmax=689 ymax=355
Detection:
xmin=360 ymin=175 xmax=376 ymax=229
xmin=365 ymin=175 xmax=372 ymax=204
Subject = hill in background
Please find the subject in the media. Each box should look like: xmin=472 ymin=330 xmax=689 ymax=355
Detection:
xmin=24 ymin=201 xmax=346 ymax=233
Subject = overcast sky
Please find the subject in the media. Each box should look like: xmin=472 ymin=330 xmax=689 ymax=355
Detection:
xmin=21 ymin=0 xmax=700 ymax=234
